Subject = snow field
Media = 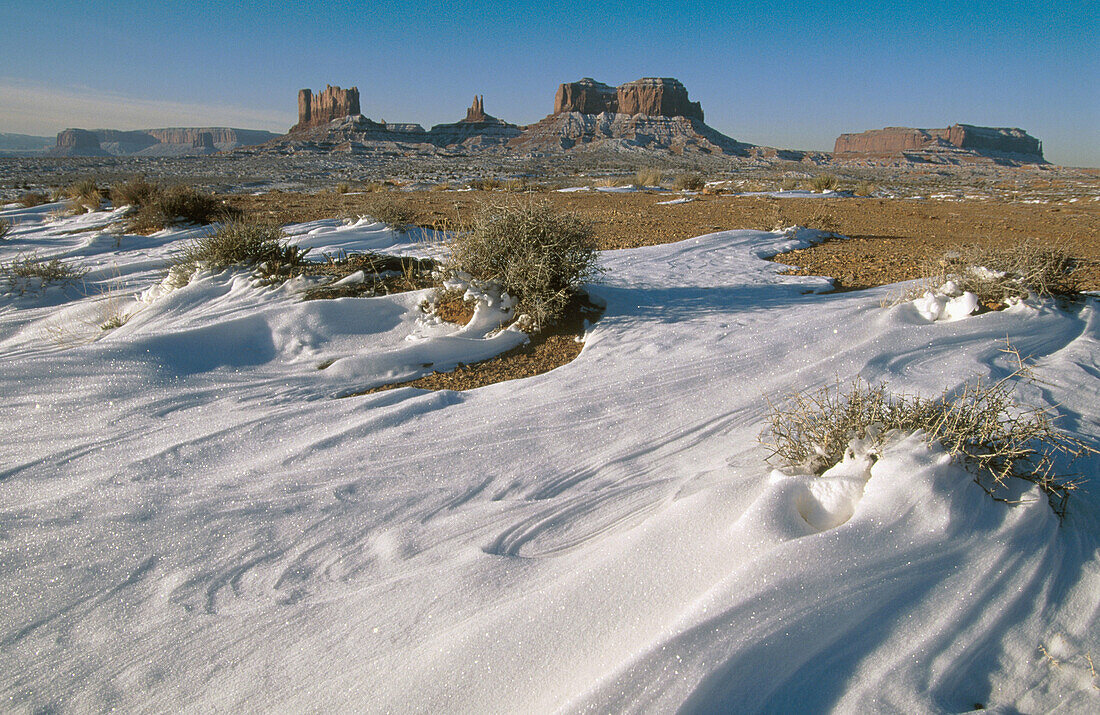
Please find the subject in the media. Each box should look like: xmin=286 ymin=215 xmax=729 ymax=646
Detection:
xmin=1 ymin=201 xmax=1098 ymax=712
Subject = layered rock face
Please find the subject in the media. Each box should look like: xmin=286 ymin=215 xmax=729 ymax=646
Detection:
xmin=508 ymin=113 xmax=745 ymax=156
xmin=553 ymin=78 xmax=703 ymax=120
xmin=50 ymin=128 xmax=279 ymax=156
xmin=835 ymin=124 xmax=1044 ymax=162
xmin=291 ymin=85 xmax=361 ymax=133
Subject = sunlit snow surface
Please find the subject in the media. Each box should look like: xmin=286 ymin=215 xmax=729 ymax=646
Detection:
xmin=2 ymin=204 xmax=1099 ymax=713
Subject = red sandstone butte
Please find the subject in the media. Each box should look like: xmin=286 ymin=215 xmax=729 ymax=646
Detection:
xmin=552 ymin=78 xmax=703 ymax=121
xmin=834 ymin=124 xmax=1043 ymax=160
xmin=291 ymin=85 xmax=361 ymax=132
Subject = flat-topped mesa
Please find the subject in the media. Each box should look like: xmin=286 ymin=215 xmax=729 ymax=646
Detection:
xmin=553 ymin=77 xmax=703 ymax=121
xmin=835 ymin=124 xmax=1043 ymax=161
xmin=292 ymin=85 xmax=361 ymax=132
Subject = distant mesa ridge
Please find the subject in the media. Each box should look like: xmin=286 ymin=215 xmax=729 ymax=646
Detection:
xmin=49 ymin=127 xmax=279 ymax=156
xmin=554 ymin=77 xmax=704 ymax=121
xmin=834 ymin=124 xmax=1044 ymax=162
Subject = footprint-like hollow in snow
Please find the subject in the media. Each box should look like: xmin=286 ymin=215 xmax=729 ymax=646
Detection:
xmin=794 ymin=446 xmax=876 ymax=532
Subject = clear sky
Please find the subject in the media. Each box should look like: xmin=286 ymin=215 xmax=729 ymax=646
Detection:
xmin=2 ymin=0 xmax=1097 ymax=166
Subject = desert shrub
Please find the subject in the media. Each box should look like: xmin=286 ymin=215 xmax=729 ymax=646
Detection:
xmin=172 ymin=218 xmax=308 ymax=283
xmin=359 ymin=196 xmax=418 ymax=231
xmin=18 ymin=191 xmax=49 ymax=208
xmin=673 ymin=173 xmax=706 ymax=191
xmin=444 ymin=201 xmax=599 ymax=331
xmin=335 ymin=182 xmax=350 ymax=194
xmin=0 ymin=219 xmax=10 ymax=240
xmin=469 ymin=178 xmax=503 ymax=191
xmin=810 ymin=174 xmax=839 ymax=192
xmin=922 ymin=241 xmax=1078 ymax=304
xmin=130 ymin=185 xmax=238 ymax=232
xmin=65 ymin=178 xmax=103 ymax=213
xmin=762 ymin=364 xmax=1095 ymax=517
xmin=110 ymin=176 xmax=161 ymax=208
xmin=780 ymin=177 xmax=800 ymax=191
xmin=635 ymin=167 xmax=663 ymax=187
xmin=854 ymin=181 xmax=877 ymax=197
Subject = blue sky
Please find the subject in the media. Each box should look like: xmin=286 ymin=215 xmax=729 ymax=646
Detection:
xmin=2 ymin=0 xmax=1097 ymax=166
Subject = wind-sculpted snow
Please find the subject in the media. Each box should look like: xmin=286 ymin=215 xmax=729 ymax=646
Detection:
xmin=1 ymin=202 xmax=1098 ymax=712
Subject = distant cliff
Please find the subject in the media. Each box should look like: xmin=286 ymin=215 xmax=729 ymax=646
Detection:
xmin=553 ymin=77 xmax=704 ymax=121
xmin=834 ymin=124 xmax=1044 ymax=162
xmin=290 ymin=85 xmax=361 ymax=133
xmin=49 ymin=127 xmax=280 ymax=156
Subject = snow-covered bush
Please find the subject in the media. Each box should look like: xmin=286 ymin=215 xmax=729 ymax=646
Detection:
xmin=444 ymin=201 xmax=599 ymax=331
xmin=762 ymin=364 xmax=1095 ymax=517
xmin=172 ymin=218 xmax=307 ymax=283
xmin=1 ymin=254 xmax=87 ymax=294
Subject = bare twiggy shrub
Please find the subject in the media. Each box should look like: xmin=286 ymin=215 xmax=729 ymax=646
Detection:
xmin=335 ymin=182 xmax=350 ymax=194
xmin=443 ymin=201 xmax=599 ymax=331
xmin=780 ymin=177 xmax=800 ymax=191
xmin=762 ymin=352 xmax=1095 ymax=517
xmin=0 ymin=218 xmax=10 ymax=240
xmin=809 ymin=174 xmax=839 ymax=192
xmin=172 ymin=218 xmax=308 ymax=284
xmin=635 ymin=167 xmax=663 ymax=187
xmin=359 ymin=196 xmax=418 ymax=231
xmin=18 ymin=191 xmax=49 ymax=208
xmin=66 ymin=178 xmax=103 ymax=213
xmin=468 ymin=178 xmax=503 ymax=191
xmin=673 ymin=173 xmax=706 ymax=191
xmin=922 ymin=241 xmax=1079 ymax=304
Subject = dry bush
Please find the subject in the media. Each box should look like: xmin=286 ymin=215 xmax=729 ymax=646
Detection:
xmin=780 ymin=177 xmax=800 ymax=191
xmin=0 ymin=219 xmax=10 ymax=240
xmin=130 ymin=185 xmax=238 ymax=232
xmin=172 ymin=218 xmax=308 ymax=283
xmin=810 ymin=174 xmax=839 ymax=192
xmin=335 ymin=182 xmax=350 ymax=194
xmin=762 ymin=359 xmax=1096 ymax=518
xmin=444 ymin=201 xmax=599 ymax=331
xmin=359 ymin=196 xmax=419 ymax=231
xmin=110 ymin=176 xmax=161 ymax=208
xmin=65 ymin=178 xmax=103 ymax=213
xmin=635 ymin=167 xmax=663 ymax=187
xmin=18 ymin=191 xmax=49 ymax=208
xmin=468 ymin=178 xmax=503 ymax=191
xmin=673 ymin=173 xmax=706 ymax=191
xmin=918 ymin=241 xmax=1078 ymax=305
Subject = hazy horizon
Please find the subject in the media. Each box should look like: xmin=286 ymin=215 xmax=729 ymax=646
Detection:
xmin=3 ymin=1 xmax=1097 ymax=167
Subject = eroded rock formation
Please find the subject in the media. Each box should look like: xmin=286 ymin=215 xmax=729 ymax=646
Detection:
xmin=835 ymin=124 xmax=1043 ymax=161
xmin=552 ymin=78 xmax=703 ymax=120
xmin=291 ymin=85 xmax=361 ymax=132
xmin=465 ymin=96 xmax=487 ymax=122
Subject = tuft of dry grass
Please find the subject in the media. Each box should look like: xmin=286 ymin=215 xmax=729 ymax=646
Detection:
xmin=854 ymin=180 xmax=877 ymax=197
xmin=0 ymin=218 xmax=10 ymax=240
xmin=359 ymin=196 xmax=419 ymax=231
xmin=809 ymin=174 xmax=839 ymax=192
xmin=635 ymin=167 xmax=663 ymax=188
xmin=110 ymin=176 xmax=161 ymax=208
xmin=762 ymin=349 xmax=1096 ymax=518
xmin=172 ymin=217 xmax=308 ymax=284
xmin=65 ymin=178 xmax=103 ymax=214
xmin=673 ymin=173 xmax=706 ymax=191
xmin=18 ymin=191 xmax=50 ymax=208
xmin=1 ymin=253 xmax=87 ymax=294
xmin=923 ymin=241 xmax=1079 ymax=304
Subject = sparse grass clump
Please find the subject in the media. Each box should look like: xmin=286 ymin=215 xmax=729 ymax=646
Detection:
xmin=0 ymin=219 xmax=10 ymax=240
xmin=359 ymin=196 xmax=419 ymax=231
xmin=18 ymin=191 xmax=49 ymax=208
xmin=1 ymin=253 xmax=87 ymax=293
xmin=65 ymin=178 xmax=103 ymax=213
xmin=673 ymin=173 xmax=706 ymax=191
xmin=780 ymin=177 xmax=800 ymax=191
xmin=444 ymin=201 xmax=599 ymax=331
xmin=635 ymin=167 xmax=663 ymax=188
xmin=130 ymin=185 xmax=239 ymax=232
xmin=762 ymin=360 xmax=1095 ymax=517
xmin=335 ymin=182 xmax=350 ymax=194
xmin=172 ymin=218 xmax=308 ymax=283
xmin=854 ymin=180 xmax=877 ymax=197
xmin=809 ymin=174 xmax=839 ymax=192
